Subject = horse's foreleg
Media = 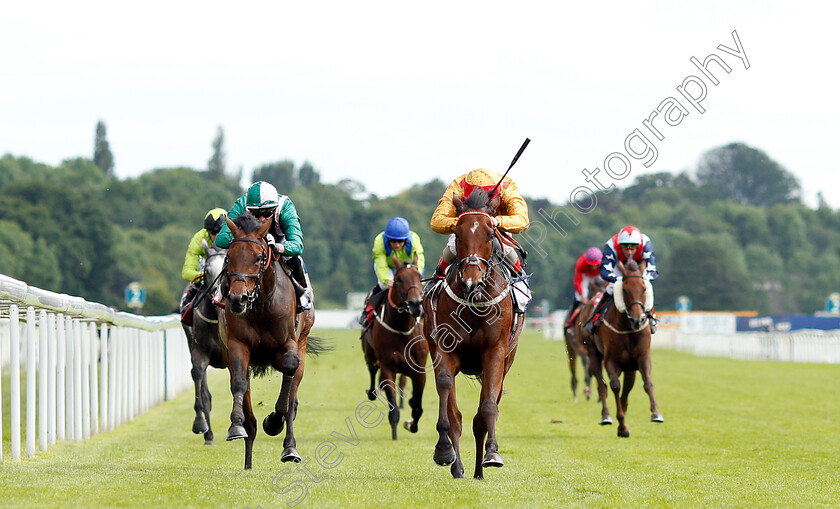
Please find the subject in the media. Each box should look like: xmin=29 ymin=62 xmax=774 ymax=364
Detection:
xmin=581 ymin=353 xmax=592 ymax=401
xmin=566 ymin=339 xmax=578 ymax=403
xmin=226 ymin=341 xmax=250 ymax=443
xmin=433 ymin=365 xmax=458 ymax=470
xmin=190 ymin=352 xmax=210 ymax=436
xmin=243 ymin=382 xmax=256 ymax=469
xmin=362 ymin=332 xmax=379 ymax=401
xmin=379 ymin=368 xmax=400 ymax=440
xmin=475 ymin=347 xmax=506 ymax=480
xmin=604 ymin=360 xmax=629 ymax=437
xmin=398 ymin=374 xmax=408 ymax=409
xmin=447 ymin=384 xmax=464 ymax=479
xmin=590 ymin=349 xmax=612 ymax=425
xmin=404 ymin=371 xmax=424 ymax=434
xmin=200 ymin=373 xmax=215 ymax=444
xmin=639 ymin=354 xmax=664 ymax=422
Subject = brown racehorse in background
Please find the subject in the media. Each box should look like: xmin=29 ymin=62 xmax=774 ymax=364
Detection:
xmin=587 ymin=259 xmax=664 ymax=437
xmin=220 ymin=213 xmax=324 ymax=469
xmin=361 ymin=255 xmax=428 ymax=440
xmin=423 ymin=188 xmax=524 ymax=479
xmin=564 ymin=277 xmax=606 ymax=403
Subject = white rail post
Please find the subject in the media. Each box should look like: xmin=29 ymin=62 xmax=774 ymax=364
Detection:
xmin=10 ymin=304 xmax=21 ymax=460
xmin=99 ymin=323 xmax=108 ymax=435
xmin=64 ymin=315 xmax=74 ymax=441
xmin=47 ymin=312 xmax=57 ymax=445
xmin=81 ymin=321 xmax=91 ymax=440
xmin=38 ymin=309 xmax=48 ymax=452
xmin=73 ymin=319 xmax=83 ymax=442
xmin=57 ymin=313 xmax=65 ymax=442
xmin=26 ymin=306 xmax=36 ymax=458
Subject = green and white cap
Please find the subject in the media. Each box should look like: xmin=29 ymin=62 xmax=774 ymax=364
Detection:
xmin=245 ymin=181 xmax=280 ymax=209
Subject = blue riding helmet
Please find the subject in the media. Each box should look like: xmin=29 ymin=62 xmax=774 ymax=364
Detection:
xmin=384 ymin=217 xmax=410 ymax=241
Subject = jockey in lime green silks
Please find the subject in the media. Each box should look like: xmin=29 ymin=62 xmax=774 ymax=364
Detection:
xmin=180 ymin=207 xmax=227 ymax=323
xmin=359 ymin=217 xmax=425 ymax=328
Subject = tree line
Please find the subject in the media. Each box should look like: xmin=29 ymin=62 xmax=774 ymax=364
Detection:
xmin=1 ymin=127 xmax=835 ymax=316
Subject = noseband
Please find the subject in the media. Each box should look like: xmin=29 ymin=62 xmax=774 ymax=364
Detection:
xmin=226 ymin=237 xmax=272 ymax=307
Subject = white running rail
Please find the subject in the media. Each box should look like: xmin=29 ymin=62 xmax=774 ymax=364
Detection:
xmin=1 ymin=272 xmax=191 ymax=461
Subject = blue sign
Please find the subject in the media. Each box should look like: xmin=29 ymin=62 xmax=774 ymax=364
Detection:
xmin=675 ymin=295 xmax=692 ymax=312
xmin=125 ymin=282 xmax=146 ymax=309
xmin=826 ymin=293 xmax=840 ymax=314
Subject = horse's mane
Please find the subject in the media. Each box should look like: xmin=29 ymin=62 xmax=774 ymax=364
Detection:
xmin=462 ymin=188 xmax=491 ymax=212
xmin=234 ymin=211 xmax=262 ymax=234
xmin=624 ymin=259 xmax=640 ymax=272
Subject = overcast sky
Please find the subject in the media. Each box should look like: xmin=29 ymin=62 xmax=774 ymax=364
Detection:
xmin=2 ymin=2 xmax=837 ymax=208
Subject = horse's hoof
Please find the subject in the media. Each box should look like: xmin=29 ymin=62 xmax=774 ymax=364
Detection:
xmin=403 ymin=420 xmax=418 ymax=433
xmin=281 ymin=447 xmax=302 ymax=463
xmin=192 ymin=418 xmax=209 ymax=435
xmin=204 ymin=440 xmax=215 ymax=446
xmin=584 ymin=387 xmax=592 ymax=400
xmin=226 ymin=424 xmax=248 ymax=441
xmin=600 ymin=416 xmax=613 ymax=425
xmin=618 ymin=429 xmax=631 ymax=438
xmin=263 ymin=413 xmax=285 ymax=436
xmin=651 ymin=413 xmax=665 ymax=423
xmin=451 ymin=463 xmax=464 ymax=479
xmin=482 ymin=451 xmax=504 ymax=468
xmin=434 ymin=445 xmax=456 ymax=466
xmin=366 ymin=388 xmax=377 ymax=401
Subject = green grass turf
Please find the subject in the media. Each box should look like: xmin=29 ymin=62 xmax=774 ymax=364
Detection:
xmin=2 ymin=328 xmax=839 ymax=508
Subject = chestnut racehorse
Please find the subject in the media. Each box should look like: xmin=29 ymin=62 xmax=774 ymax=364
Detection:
xmin=423 ymin=188 xmax=524 ymax=479
xmin=588 ymin=260 xmax=664 ymax=437
xmin=361 ymin=255 xmax=428 ymax=440
xmin=220 ymin=213 xmax=324 ymax=469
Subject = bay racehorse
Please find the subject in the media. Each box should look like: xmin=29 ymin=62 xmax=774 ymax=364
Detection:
xmin=590 ymin=259 xmax=664 ymax=437
xmin=361 ymin=255 xmax=428 ymax=440
xmin=423 ymin=188 xmax=524 ymax=479
xmin=220 ymin=212 xmax=324 ymax=469
xmin=575 ymin=292 xmax=613 ymax=425
xmin=181 ymin=240 xmax=227 ymax=444
xmin=563 ymin=277 xmax=605 ymax=403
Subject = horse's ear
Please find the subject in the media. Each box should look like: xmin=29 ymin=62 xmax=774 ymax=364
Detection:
xmin=640 ymin=259 xmax=647 ymax=274
xmin=201 ymin=238 xmax=209 ymax=252
xmin=487 ymin=192 xmax=501 ymax=215
xmin=618 ymin=260 xmax=626 ymax=276
xmin=412 ymin=251 xmax=418 ymax=265
xmin=256 ymin=217 xmax=273 ymax=238
xmin=226 ymin=216 xmax=241 ymax=237
xmin=392 ymin=254 xmax=403 ymax=270
xmin=452 ymin=192 xmax=465 ymax=214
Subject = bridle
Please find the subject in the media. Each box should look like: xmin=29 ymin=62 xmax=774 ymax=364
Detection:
xmin=445 ymin=210 xmax=511 ymax=307
xmin=602 ymin=273 xmax=648 ymax=334
xmin=373 ymin=264 xmax=422 ymax=335
xmin=226 ymin=237 xmax=274 ymax=308
xmin=387 ymin=264 xmax=422 ymax=314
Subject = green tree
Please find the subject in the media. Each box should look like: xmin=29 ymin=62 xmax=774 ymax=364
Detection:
xmin=297 ymin=162 xmax=320 ymax=188
xmin=207 ymin=126 xmax=226 ymax=180
xmin=93 ymin=120 xmax=115 ymax=177
xmin=252 ymin=160 xmax=296 ymax=193
xmin=696 ymin=142 xmax=800 ymax=206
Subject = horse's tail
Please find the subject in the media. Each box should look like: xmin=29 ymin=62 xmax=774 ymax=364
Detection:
xmin=250 ymin=365 xmax=273 ymax=378
xmin=305 ymin=335 xmax=333 ymax=357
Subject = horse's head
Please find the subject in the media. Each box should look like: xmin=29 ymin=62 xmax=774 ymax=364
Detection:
xmin=619 ymin=259 xmax=648 ymax=330
xmin=452 ymin=188 xmax=501 ymax=294
xmin=224 ymin=213 xmax=273 ymax=315
xmin=391 ymin=253 xmax=423 ymax=318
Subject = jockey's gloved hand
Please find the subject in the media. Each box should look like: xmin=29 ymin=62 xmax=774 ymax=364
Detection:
xmin=265 ymin=233 xmax=281 ymax=256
